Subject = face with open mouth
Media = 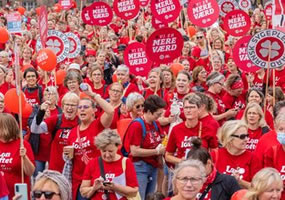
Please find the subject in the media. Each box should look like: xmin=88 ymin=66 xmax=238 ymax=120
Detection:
xmin=78 ymin=99 xmax=94 ymax=122
xmin=176 ymin=73 xmax=190 ymax=94
xmin=147 ymin=71 xmax=160 ymax=90
xmin=63 ymin=98 xmax=78 ymax=120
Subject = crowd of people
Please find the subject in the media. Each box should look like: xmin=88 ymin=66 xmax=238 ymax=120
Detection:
xmin=0 ymin=0 xmax=284 ymax=200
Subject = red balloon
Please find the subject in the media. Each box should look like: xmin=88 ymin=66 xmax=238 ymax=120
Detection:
xmin=21 ymin=64 xmax=34 ymax=72
xmin=187 ymin=26 xmax=196 ymax=37
xmin=112 ymin=74 xmax=117 ymax=82
xmin=36 ymin=7 xmax=41 ymax=16
xmin=37 ymin=48 xmax=57 ymax=72
xmin=4 ymin=88 xmax=26 ymax=113
xmin=56 ymin=69 xmax=66 ymax=85
xmin=170 ymin=63 xmax=184 ymax=77
xmin=17 ymin=6 xmax=26 ymax=15
xmin=72 ymin=1 xmax=77 ymax=8
xmin=231 ymin=189 xmax=248 ymax=200
xmin=22 ymin=103 xmax=33 ymax=118
xmin=0 ymin=28 xmax=9 ymax=44
xmin=53 ymin=3 xmax=62 ymax=13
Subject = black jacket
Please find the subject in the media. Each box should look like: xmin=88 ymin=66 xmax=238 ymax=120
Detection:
xmin=203 ymin=172 xmax=241 ymax=200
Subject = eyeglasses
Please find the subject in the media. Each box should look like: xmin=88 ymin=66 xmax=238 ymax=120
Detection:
xmin=78 ymin=105 xmax=91 ymax=110
xmin=92 ymin=73 xmax=102 ymax=77
xmin=110 ymin=89 xmax=122 ymax=93
xmin=33 ymin=191 xmax=60 ymax=199
xmin=64 ymin=103 xmax=78 ymax=108
xmin=26 ymin=75 xmax=36 ymax=78
xmin=231 ymin=134 xmax=249 ymax=140
xmin=135 ymin=104 xmax=144 ymax=109
xmin=196 ymin=36 xmax=203 ymax=39
xmin=67 ymin=80 xmax=78 ymax=85
xmin=176 ymin=176 xmax=203 ymax=185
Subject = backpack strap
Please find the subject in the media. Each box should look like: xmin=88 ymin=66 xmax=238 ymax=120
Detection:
xmin=38 ymin=85 xmax=43 ymax=104
xmin=102 ymin=84 xmax=108 ymax=97
xmin=122 ymin=157 xmax=127 ymax=172
xmin=51 ymin=113 xmax=62 ymax=138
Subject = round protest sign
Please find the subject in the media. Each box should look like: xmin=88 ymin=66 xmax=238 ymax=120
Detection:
xmin=81 ymin=6 xmax=94 ymax=25
xmin=36 ymin=30 xmax=70 ymax=63
xmin=113 ymin=0 xmax=140 ymax=20
xmin=224 ymin=10 xmax=251 ymax=37
xmin=65 ymin=32 xmax=81 ymax=59
xmin=89 ymin=1 xmax=113 ymax=26
xmin=238 ymin=0 xmax=251 ymax=11
xmin=151 ymin=17 xmax=168 ymax=29
xmin=248 ymin=30 xmax=285 ymax=69
xmin=146 ymin=27 xmax=183 ymax=64
xmin=219 ymin=0 xmax=238 ymax=17
xmin=187 ymin=0 xmax=220 ymax=28
xmin=140 ymin=0 xmax=150 ymax=7
xmin=124 ymin=42 xmax=152 ymax=76
xmin=232 ymin=36 xmax=259 ymax=72
xmin=151 ymin=0 xmax=181 ymax=23
xmin=264 ymin=2 xmax=272 ymax=21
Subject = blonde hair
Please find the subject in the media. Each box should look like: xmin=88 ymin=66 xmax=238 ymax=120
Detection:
xmin=95 ymin=129 xmax=122 ymax=149
xmin=245 ymin=168 xmax=283 ymax=200
xmin=274 ymin=112 xmax=285 ymax=130
xmin=242 ymin=102 xmax=267 ymax=128
xmin=61 ymin=92 xmax=80 ymax=106
xmin=218 ymin=120 xmax=248 ymax=148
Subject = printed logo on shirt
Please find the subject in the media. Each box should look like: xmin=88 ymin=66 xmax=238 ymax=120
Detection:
xmin=246 ymin=138 xmax=259 ymax=150
xmin=27 ymin=98 xmax=39 ymax=106
xmin=0 ymin=152 xmax=13 ymax=171
xmin=225 ymin=165 xmax=245 ymax=179
xmin=279 ymin=166 xmax=285 ymax=180
xmin=73 ymin=136 xmax=91 ymax=149
xmin=234 ymin=101 xmax=244 ymax=110
xmin=105 ymin=173 xmax=115 ymax=182
xmin=253 ymin=82 xmax=263 ymax=90
xmin=59 ymin=129 xmax=71 ymax=140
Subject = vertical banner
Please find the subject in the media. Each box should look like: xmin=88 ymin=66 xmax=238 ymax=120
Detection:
xmin=6 ymin=12 xmax=22 ymax=33
xmin=39 ymin=6 xmax=48 ymax=48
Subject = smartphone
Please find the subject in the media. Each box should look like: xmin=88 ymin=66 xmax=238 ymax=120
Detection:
xmin=15 ymin=183 xmax=28 ymax=200
xmin=80 ymin=83 xmax=88 ymax=91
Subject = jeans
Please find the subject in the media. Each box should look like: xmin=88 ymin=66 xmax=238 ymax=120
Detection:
xmin=33 ymin=160 xmax=46 ymax=178
xmin=77 ymin=186 xmax=89 ymax=200
xmin=133 ymin=160 xmax=158 ymax=200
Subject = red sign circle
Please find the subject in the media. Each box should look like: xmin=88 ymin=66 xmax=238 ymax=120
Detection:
xmin=124 ymin=42 xmax=152 ymax=76
xmin=151 ymin=0 xmax=181 ymax=23
xmin=151 ymin=17 xmax=168 ymax=29
xmin=88 ymin=2 xmax=113 ymax=26
xmin=187 ymin=0 xmax=220 ymax=28
xmin=256 ymin=38 xmax=284 ymax=62
xmin=81 ymin=6 xmax=94 ymax=25
xmin=238 ymin=0 xmax=251 ymax=10
xmin=140 ymin=0 xmax=149 ymax=7
xmin=219 ymin=0 xmax=238 ymax=17
xmin=146 ymin=27 xmax=183 ymax=64
xmin=264 ymin=2 xmax=272 ymax=20
xmin=233 ymin=36 xmax=259 ymax=72
xmin=113 ymin=0 xmax=140 ymax=20
xmin=224 ymin=10 xmax=251 ymax=37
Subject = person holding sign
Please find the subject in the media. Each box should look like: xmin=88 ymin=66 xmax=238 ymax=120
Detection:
xmin=0 ymin=113 xmax=35 ymax=199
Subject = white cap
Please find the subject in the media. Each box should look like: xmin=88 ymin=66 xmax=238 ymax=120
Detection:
xmin=68 ymin=63 xmax=80 ymax=72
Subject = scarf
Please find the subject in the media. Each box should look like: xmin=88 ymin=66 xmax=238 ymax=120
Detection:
xmin=199 ymin=166 xmax=217 ymax=200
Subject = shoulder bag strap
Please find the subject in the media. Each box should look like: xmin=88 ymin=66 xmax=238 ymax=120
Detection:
xmin=98 ymin=157 xmax=110 ymax=200
xmin=199 ymin=182 xmax=214 ymax=200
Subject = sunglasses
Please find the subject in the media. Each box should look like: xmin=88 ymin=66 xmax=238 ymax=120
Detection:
xmin=135 ymin=104 xmax=144 ymax=109
xmin=33 ymin=191 xmax=60 ymax=199
xmin=231 ymin=134 xmax=249 ymax=140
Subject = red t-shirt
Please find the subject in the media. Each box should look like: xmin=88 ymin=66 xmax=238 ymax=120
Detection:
xmin=264 ymin=144 xmax=285 ymax=199
xmin=143 ymin=88 xmax=167 ymax=99
xmin=82 ymin=157 xmax=138 ymax=200
xmin=0 ymin=139 xmax=35 ymax=199
xmin=35 ymin=107 xmax=60 ymax=162
xmin=0 ymin=171 xmax=9 ymax=198
xmin=68 ymin=119 xmax=105 ymax=199
xmin=252 ymin=73 xmax=265 ymax=91
xmin=270 ymin=68 xmax=285 ymax=92
xmin=0 ymin=82 xmax=14 ymax=95
xmin=200 ymin=114 xmax=219 ymax=148
xmin=222 ymin=91 xmax=246 ymax=111
xmin=254 ymin=130 xmax=279 ymax=167
xmin=206 ymin=91 xmax=226 ymax=124
xmin=246 ymin=127 xmax=264 ymax=151
xmin=127 ymin=119 xmax=164 ymax=167
xmin=211 ymin=148 xmax=261 ymax=182
xmin=46 ymin=115 xmax=79 ymax=172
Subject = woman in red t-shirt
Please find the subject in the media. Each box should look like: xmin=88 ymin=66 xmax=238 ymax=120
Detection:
xmin=125 ymin=92 xmax=145 ymax=119
xmin=190 ymin=66 xmax=208 ymax=92
xmin=161 ymin=67 xmax=176 ymax=94
xmin=212 ymin=120 xmax=261 ymax=189
xmin=241 ymin=102 xmax=270 ymax=151
xmin=0 ymin=113 xmax=35 ymax=199
xmin=263 ymin=113 xmax=285 ymax=200
xmin=143 ymin=68 xmax=167 ymax=99
xmin=80 ymin=129 xmax=139 ymax=200
xmin=0 ymin=65 xmax=13 ymax=95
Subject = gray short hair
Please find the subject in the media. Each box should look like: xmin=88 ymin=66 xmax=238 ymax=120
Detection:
xmin=61 ymin=92 xmax=80 ymax=106
xmin=117 ymin=64 xmax=129 ymax=74
xmin=95 ymin=129 xmax=122 ymax=149
xmin=274 ymin=113 xmax=285 ymax=130
xmin=44 ymin=86 xmax=59 ymax=103
xmin=126 ymin=92 xmax=144 ymax=111
xmin=206 ymin=72 xmax=225 ymax=86
xmin=63 ymin=71 xmax=83 ymax=88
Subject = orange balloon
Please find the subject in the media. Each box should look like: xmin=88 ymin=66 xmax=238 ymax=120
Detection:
xmin=4 ymin=88 xmax=26 ymax=113
xmin=231 ymin=189 xmax=248 ymax=200
xmin=112 ymin=74 xmax=117 ymax=82
xmin=0 ymin=28 xmax=9 ymax=44
xmin=37 ymin=48 xmax=57 ymax=72
xmin=187 ymin=26 xmax=196 ymax=37
xmin=170 ymin=63 xmax=184 ymax=77
xmin=56 ymin=69 xmax=67 ymax=85
xmin=22 ymin=103 xmax=33 ymax=118
xmin=21 ymin=64 xmax=34 ymax=72
xmin=117 ymin=119 xmax=132 ymax=140
xmin=53 ymin=3 xmax=62 ymax=13
xmin=17 ymin=6 xmax=26 ymax=15
xmin=36 ymin=7 xmax=41 ymax=16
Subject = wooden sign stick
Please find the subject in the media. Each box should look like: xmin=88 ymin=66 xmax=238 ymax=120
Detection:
xmin=264 ymin=44 xmax=272 ymax=114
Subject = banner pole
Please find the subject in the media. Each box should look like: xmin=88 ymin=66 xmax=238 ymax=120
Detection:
xmin=264 ymin=44 xmax=272 ymax=114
